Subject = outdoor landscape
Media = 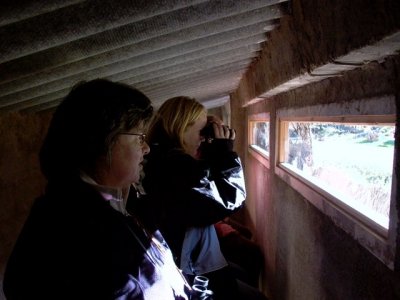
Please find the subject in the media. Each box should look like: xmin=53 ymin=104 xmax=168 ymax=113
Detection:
xmin=288 ymin=123 xmax=395 ymax=227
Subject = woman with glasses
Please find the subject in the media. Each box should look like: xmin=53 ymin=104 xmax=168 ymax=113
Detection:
xmin=3 ymin=79 xmax=191 ymax=299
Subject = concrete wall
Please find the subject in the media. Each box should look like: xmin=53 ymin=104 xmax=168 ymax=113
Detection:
xmin=230 ymin=0 xmax=400 ymax=299
xmin=0 ymin=111 xmax=51 ymax=299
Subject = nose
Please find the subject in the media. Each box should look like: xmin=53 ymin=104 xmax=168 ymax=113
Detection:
xmin=143 ymin=141 xmax=150 ymax=154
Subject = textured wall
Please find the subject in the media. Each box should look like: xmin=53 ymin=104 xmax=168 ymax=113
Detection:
xmin=0 ymin=111 xmax=51 ymax=291
xmin=234 ymin=49 xmax=400 ymax=300
xmin=230 ymin=0 xmax=400 ymax=299
xmin=234 ymin=0 xmax=400 ymax=105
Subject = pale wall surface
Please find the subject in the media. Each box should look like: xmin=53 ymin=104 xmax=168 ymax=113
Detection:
xmin=235 ymin=46 xmax=400 ymax=300
xmin=230 ymin=0 xmax=400 ymax=299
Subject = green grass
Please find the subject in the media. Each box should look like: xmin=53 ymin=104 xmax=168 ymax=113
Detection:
xmin=379 ymin=140 xmax=395 ymax=147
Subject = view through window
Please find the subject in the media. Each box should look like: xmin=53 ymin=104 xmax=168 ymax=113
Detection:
xmin=281 ymin=121 xmax=395 ymax=229
xmin=249 ymin=121 xmax=270 ymax=157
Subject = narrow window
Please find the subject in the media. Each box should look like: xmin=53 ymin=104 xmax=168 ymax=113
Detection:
xmin=248 ymin=113 xmax=270 ymax=168
xmin=250 ymin=121 xmax=270 ymax=156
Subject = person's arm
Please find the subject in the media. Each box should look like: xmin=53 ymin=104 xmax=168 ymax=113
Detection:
xmin=166 ymin=149 xmax=246 ymax=227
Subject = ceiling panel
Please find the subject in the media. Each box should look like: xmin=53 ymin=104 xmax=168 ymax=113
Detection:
xmin=0 ymin=0 xmax=290 ymax=112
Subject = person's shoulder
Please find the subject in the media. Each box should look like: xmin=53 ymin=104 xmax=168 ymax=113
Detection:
xmin=148 ymin=146 xmax=194 ymax=165
xmin=167 ymin=148 xmax=191 ymax=160
xmin=29 ymin=193 xmax=53 ymax=215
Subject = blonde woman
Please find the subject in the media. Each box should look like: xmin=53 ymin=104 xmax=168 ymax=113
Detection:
xmin=142 ymin=96 xmax=266 ymax=300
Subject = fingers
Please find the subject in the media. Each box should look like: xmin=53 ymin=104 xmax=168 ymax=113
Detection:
xmin=213 ymin=123 xmax=236 ymax=140
xmin=230 ymin=128 xmax=236 ymax=140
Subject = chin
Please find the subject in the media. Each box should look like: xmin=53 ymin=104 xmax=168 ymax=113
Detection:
xmin=193 ymin=150 xmax=201 ymax=160
xmin=132 ymin=176 xmax=140 ymax=184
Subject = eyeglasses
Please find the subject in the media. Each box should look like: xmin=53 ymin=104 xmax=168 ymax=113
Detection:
xmin=120 ymin=132 xmax=147 ymax=145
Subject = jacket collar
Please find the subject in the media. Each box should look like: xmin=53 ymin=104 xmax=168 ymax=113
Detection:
xmin=80 ymin=171 xmax=130 ymax=216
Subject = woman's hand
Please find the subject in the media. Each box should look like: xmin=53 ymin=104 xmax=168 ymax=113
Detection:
xmin=212 ymin=123 xmax=236 ymax=140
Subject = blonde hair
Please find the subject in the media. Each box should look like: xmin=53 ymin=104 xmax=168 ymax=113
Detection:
xmin=147 ymin=96 xmax=206 ymax=153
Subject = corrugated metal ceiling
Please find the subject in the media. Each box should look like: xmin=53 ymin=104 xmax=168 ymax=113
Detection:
xmin=0 ymin=0 xmax=290 ymax=113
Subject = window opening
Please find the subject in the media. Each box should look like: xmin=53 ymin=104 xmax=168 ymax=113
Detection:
xmin=280 ymin=121 xmax=395 ymax=229
xmin=249 ymin=120 xmax=270 ymax=157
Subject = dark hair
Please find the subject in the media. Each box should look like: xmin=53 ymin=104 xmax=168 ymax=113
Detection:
xmin=40 ymin=79 xmax=153 ymax=181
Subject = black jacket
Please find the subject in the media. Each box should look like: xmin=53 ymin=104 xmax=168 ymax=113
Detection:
xmin=141 ymin=139 xmax=246 ymax=264
xmin=3 ymin=178 xmax=190 ymax=300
